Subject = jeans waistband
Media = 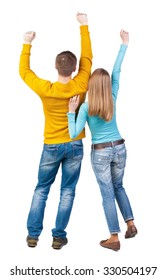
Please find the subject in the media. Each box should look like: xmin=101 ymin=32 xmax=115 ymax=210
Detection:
xmin=91 ymin=139 xmax=125 ymax=150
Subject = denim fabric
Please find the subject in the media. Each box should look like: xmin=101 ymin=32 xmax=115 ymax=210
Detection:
xmin=91 ymin=143 xmax=134 ymax=234
xmin=27 ymin=140 xmax=83 ymax=239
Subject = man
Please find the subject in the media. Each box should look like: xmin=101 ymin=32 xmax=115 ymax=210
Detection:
xmin=19 ymin=13 xmax=92 ymax=249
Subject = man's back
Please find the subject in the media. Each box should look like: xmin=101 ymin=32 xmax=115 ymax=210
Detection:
xmin=19 ymin=23 xmax=92 ymax=144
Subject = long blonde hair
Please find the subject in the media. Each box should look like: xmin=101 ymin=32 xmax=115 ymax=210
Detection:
xmin=88 ymin=68 xmax=113 ymax=121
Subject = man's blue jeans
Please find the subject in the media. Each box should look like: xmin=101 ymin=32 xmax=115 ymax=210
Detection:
xmin=91 ymin=143 xmax=134 ymax=234
xmin=27 ymin=140 xmax=83 ymax=239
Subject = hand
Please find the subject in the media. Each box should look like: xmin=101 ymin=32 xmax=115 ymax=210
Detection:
xmin=69 ymin=96 xmax=80 ymax=113
xmin=76 ymin=12 xmax=88 ymax=25
xmin=120 ymin=29 xmax=129 ymax=45
xmin=23 ymin=31 xmax=36 ymax=44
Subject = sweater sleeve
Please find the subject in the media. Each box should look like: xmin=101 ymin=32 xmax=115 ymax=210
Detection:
xmin=19 ymin=44 xmax=51 ymax=97
xmin=112 ymin=44 xmax=128 ymax=100
xmin=73 ymin=25 xmax=93 ymax=92
xmin=67 ymin=104 xmax=87 ymax=139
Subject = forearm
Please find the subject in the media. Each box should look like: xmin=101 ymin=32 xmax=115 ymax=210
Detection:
xmin=112 ymin=44 xmax=128 ymax=73
xmin=80 ymin=25 xmax=93 ymax=60
xmin=73 ymin=26 xmax=92 ymax=90
xmin=67 ymin=111 xmax=86 ymax=139
xmin=111 ymin=44 xmax=128 ymax=98
xmin=19 ymin=44 xmax=32 ymax=79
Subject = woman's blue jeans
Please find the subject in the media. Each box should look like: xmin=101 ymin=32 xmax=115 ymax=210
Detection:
xmin=91 ymin=143 xmax=134 ymax=234
xmin=27 ymin=140 xmax=83 ymax=239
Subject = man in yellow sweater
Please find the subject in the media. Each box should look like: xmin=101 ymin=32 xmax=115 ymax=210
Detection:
xmin=19 ymin=13 xmax=92 ymax=249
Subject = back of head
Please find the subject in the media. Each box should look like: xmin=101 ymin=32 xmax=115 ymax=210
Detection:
xmin=55 ymin=51 xmax=77 ymax=77
xmin=88 ymin=68 xmax=113 ymax=122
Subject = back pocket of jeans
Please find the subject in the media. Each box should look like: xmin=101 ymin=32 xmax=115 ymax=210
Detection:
xmin=92 ymin=154 xmax=110 ymax=173
xmin=116 ymin=150 xmax=126 ymax=169
xmin=72 ymin=142 xmax=83 ymax=160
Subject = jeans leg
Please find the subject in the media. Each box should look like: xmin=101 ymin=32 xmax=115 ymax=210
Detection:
xmin=27 ymin=144 xmax=61 ymax=238
xmin=52 ymin=140 xmax=83 ymax=238
xmin=91 ymin=150 xmax=120 ymax=234
xmin=112 ymin=144 xmax=134 ymax=222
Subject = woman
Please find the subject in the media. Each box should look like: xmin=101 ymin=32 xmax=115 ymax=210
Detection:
xmin=67 ymin=30 xmax=137 ymax=251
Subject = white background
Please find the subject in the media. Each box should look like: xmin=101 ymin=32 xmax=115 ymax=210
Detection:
xmin=1 ymin=0 xmax=167 ymax=279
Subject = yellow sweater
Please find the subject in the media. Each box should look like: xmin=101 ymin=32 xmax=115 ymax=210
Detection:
xmin=19 ymin=26 xmax=92 ymax=144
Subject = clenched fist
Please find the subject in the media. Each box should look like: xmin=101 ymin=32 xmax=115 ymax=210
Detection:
xmin=76 ymin=12 xmax=88 ymax=26
xmin=23 ymin=31 xmax=36 ymax=44
xmin=120 ymin=30 xmax=129 ymax=45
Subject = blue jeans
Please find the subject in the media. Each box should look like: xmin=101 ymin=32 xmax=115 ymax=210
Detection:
xmin=27 ymin=140 xmax=83 ymax=239
xmin=91 ymin=143 xmax=134 ymax=234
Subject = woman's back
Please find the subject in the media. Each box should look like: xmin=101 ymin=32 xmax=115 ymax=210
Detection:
xmin=82 ymin=102 xmax=122 ymax=144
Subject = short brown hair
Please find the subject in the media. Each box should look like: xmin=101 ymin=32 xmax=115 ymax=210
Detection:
xmin=88 ymin=68 xmax=113 ymax=122
xmin=55 ymin=51 xmax=77 ymax=77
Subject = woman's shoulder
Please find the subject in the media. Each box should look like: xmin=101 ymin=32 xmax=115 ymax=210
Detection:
xmin=81 ymin=102 xmax=88 ymax=110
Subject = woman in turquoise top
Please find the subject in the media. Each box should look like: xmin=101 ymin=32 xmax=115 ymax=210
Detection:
xmin=67 ymin=30 xmax=137 ymax=251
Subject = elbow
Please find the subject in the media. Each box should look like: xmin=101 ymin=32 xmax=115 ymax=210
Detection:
xmin=19 ymin=72 xmax=24 ymax=80
xmin=19 ymin=67 xmax=22 ymax=78
xmin=19 ymin=66 xmax=25 ymax=80
xmin=69 ymin=130 xmax=77 ymax=139
xmin=70 ymin=134 xmax=77 ymax=140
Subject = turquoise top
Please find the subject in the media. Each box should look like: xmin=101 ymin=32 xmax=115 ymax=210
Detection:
xmin=67 ymin=44 xmax=128 ymax=144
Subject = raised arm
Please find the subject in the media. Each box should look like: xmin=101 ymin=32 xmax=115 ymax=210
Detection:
xmin=19 ymin=31 xmax=51 ymax=97
xmin=74 ymin=13 xmax=93 ymax=91
xmin=112 ymin=30 xmax=129 ymax=100
xmin=67 ymin=96 xmax=87 ymax=139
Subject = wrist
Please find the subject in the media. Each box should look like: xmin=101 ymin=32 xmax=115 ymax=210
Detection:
xmin=80 ymin=23 xmax=88 ymax=26
xmin=23 ymin=41 xmax=31 ymax=45
xmin=122 ymin=41 xmax=129 ymax=46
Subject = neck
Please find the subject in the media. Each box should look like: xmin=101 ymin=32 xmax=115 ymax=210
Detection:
xmin=58 ymin=74 xmax=72 ymax=84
